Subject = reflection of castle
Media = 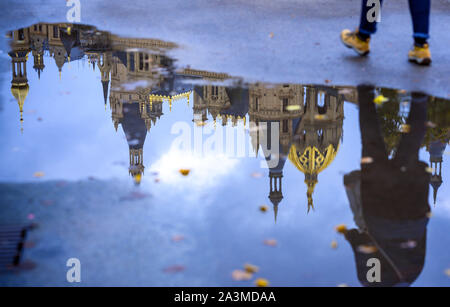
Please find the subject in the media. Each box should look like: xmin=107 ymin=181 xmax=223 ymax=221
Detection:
xmin=249 ymin=85 xmax=344 ymax=218
xmin=427 ymin=140 xmax=447 ymax=204
xmin=7 ymin=23 xmax=176 ymax=131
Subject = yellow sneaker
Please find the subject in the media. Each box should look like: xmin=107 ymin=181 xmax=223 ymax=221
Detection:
xmin=408 ymin=44 xmax=431 ymax=65
xmin=340 ymin=29 xmax=370 ymax=56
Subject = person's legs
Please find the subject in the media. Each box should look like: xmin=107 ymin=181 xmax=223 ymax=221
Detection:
xmin=408 ymin=0 xmax=431 ymax=46
xmin=358 ymin=85 xmax=388 ymax=162
xmin=358 ymin=0 xmax=384 ymax=40
xmin=394 ymin=92 xmax=428 ymax=165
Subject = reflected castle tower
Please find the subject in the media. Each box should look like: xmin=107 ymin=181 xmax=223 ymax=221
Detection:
xmin=249 ymin=84 xmax=344 ymax=217
xmin=289 ymin=86 xmax=343 ymax=212
xmin=249 ymin=84 xmax=304 ymax=220
xmin=8 ymin=28 xmax=31 ymax=133
xmin=427 ymin=140 xmax=447 ymax=204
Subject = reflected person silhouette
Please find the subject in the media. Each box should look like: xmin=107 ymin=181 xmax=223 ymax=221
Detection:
xmin=342 ymin=85 xmax=431 ymax=287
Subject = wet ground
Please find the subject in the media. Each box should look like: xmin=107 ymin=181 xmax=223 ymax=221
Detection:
xmin=0 ymin=2 xmax=449 ymax=287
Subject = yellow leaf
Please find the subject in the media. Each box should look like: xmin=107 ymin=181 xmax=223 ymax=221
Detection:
xmin=255 ymin=278 xmax=269 ymax=287
xmin=33 ymin=171 xmax=45 ymax=178
xmin=244 ymin=263 xmax=259 ymax=274
xmin=331 ymin=240 xmax=338 ymax=249
xmin=259 ymin=205 xmax=268 ymax=212
xmin=400 ymin=124 xmax=411 ymax=133
xmin=335 ymin=224 xmax=348 ymax=234
xmin=179 ymin=169 xmax=190 ymax=176
xmin=373 ymin=95 xmax=389 ymax=105
xmin=263 ymin=239 xmax=277 ymax=247
xmin=444 ymin=269 xmax=450 ymax=277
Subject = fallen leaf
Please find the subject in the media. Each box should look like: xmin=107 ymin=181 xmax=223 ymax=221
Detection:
xmin=251 ymin=172 xmax=263 ymax=178
xmin=259 ymin=205 xmax=268 ymax=212
xmin=400 ymin=124 xmax=411 ymax=133
xmin=171 ymin=235 xmax=185 ymax=242
xmin=331 ymin=240 xmax=338 ymax=249
xmin=244 ymin=263 xmax=259 ymax=274
xmin=255 ymin=278 xmax=269 ymax=287
xmin=361 ymin=156 xmax=374 ymax=164
xmin=163 ymin=265 xmax=185 ymax=273
xmin=425 ymin=121 xmax=437 ymax=128
xmin=269 ymin=32 xmax=274 ymax=39
xmin=357 ymin=245 xmax=378 ymax=254
xmin=335 ymin=224 xmax=348 ymax=234
xmin=232 ymin=269 xmax=252 ymax=281
xmin=373 ymin=95 xmax=389 ymax=105
xmin=445 ymin=269 xmax=450 ymax=277
xmin=263 ymin=239 xmax=277 ymax=247
xmin=179 ymin=169 xmax=190 ymax=176
xmin=33 ymin=171 xmax=45 ymax=178
xmin=324 ymin=79 xmax=331 ymax=84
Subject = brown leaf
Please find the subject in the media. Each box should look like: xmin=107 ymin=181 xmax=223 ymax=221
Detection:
xmin=263 ymin=239 xmax=277 ymax=247
xmin=163 ymin=265 xmax=185 ymax=273
xmin=232 ymin=269 xmax=252 ymax=281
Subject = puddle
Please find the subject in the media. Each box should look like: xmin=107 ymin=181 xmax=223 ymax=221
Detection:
xmin=0 ymin=23 xmax=449 ymax=286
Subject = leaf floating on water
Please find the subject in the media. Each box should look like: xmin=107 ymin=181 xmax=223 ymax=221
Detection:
xmin=232 ymin=269 xmax=252 ymax=281
xmin=259 ymin=205 xmax=268 ymax=212
xmin=251 ymin=172 xmax=263 ymax=178
xmin=425 ymin=121 xmax=437 ymax=128
xmin=444 ymin=269 xmax=450 ymax=277
xmin=268 ymin=32 xmax=274 ymax=39
xmin=163 ymin=265 xmax=185 ymax=273
xmin=172 ymin=235 xmax=185 ymax=242
xmin=331 ymin=240 xmax=338 ymax=249
xmin=373 ymin=95 xmax=389 ymax=105
xmin=324 ymin=79 xmax=331 ymax=84
xmin=400 ymin=124 xmax=411 ymax=133
xmin=357 ymin=245 xmax=378 ymax=254
xmin=286 ymin=105 xmax=301 ymax=111
xmin=263 ymin=239 xmax=278 ymax=247
xmin=33 ymin=171 xmax=45 ymax=178
xmin=335 ymin=224 xmax=348 ymax=234
xmin=361 ymin=156 xmax=374 ymax=164
xmin=179 ymin=169 xmax=190 ymax=176
xmin=244 ymin=263 xmax=259 ymax=274
xmin=255 ymin=278 xmax=269 ymax=287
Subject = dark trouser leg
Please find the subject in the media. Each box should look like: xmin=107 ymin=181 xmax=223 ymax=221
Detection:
xmin=408 ymin=0 xmax=431 ymax=45
xmin=358 ymin=85 xmax=388 ymax=162
xmin=394 ymin=92 xmax=428 ymax=165
xmin=359 ymin=0 xmax=384 ymax=37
